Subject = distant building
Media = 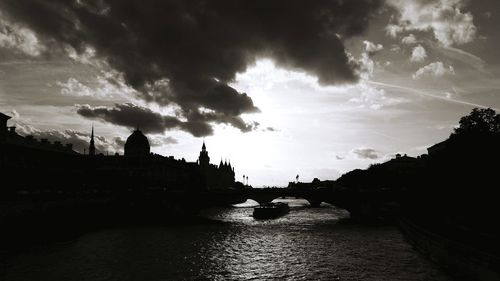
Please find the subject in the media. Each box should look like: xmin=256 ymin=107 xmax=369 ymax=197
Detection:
xmin=0 ymin=111 xmax=236 ymax=193
xmin=197 ymin=141 xmax=235 ymax=189
xmin=198 ymin=141 xmax=209 ymax=167
xmin=124 ymin=129 xmax=150 ymax=157
xmin=0 ymin=112 xmax=76 ymax=154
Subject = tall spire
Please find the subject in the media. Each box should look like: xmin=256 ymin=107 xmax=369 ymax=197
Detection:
xmin=89 ymin=124 xmax=96 ymax=156
xmin=202 ymin=140 xmax=206 ymax=151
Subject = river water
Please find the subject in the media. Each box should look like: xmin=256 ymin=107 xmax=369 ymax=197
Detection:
xmin=1 ymin=199 xmax=451 ymax=281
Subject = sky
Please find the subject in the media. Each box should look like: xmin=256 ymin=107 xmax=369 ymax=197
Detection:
xmin=1 ymin=0 xmax=499 ymax=186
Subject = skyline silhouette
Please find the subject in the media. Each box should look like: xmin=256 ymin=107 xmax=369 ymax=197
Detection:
xmin=1 ymin=0 xmax=500 ymax=186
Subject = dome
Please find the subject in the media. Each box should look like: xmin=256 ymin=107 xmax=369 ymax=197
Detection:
xmin=124 ymin=129 xmax=150 ymax=157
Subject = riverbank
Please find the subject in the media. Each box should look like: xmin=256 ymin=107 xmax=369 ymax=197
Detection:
xmin=0 ymin=195 xmax=216 ymax=255
xmin=399 ymin=217 xmax=500 ymax=281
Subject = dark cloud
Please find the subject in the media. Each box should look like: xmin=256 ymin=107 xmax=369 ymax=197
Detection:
xmin=352 ymin=148 xmax=379 ymax=159
xmin=0 ymin=0 xmax=383 ymax=134
xmin=76 ymin=103 xmax=180 ymax=134
xmin=76 ymin=102 xmax=258 ymax=137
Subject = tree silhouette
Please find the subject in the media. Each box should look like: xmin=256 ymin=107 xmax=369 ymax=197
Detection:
xmin=453 ymin=108 xmax=500 ymax=136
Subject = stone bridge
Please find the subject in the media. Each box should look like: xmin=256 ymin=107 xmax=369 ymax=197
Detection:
xmin=195 ymin=187 xmax=354 ymax=209
xmin=1 ymin=186 xmax=398 ymax=223
xmin=191 ymin=187 xmax=400 ymax=222
xmin=241 ymin=187 xmax=335 ymax=206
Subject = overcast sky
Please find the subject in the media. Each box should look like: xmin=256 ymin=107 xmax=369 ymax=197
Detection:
xmin=1 ymin=0 xmax=499 ymax=186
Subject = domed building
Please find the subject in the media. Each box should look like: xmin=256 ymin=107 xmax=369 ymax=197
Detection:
xmin=124 ymin=129 xmax=150 ymax=157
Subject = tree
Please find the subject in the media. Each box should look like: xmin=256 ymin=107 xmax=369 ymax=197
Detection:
xmin=453 ymin=108 xmax=499 ymax=136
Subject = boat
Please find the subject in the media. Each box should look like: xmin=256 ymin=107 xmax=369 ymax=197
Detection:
xmin=253 ymin=202 xmax=289 ymax=219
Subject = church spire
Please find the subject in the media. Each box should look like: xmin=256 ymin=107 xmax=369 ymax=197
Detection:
xmin=89 ymin=124 xmax=96 ymax=156
xmin=202 ymin=140 xmax=206 ymax=151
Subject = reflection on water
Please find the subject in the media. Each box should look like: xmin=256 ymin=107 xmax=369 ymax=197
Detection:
xmin=0 ymin=199 xmax=451 ymax=281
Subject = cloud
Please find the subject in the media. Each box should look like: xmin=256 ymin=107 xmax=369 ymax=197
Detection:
xmin=113 ymin=136 xmax=125 ymax=148
xmin=162 ymin=136 xmax=178 ymax=145
xmin=387 ymin=0 xmax=476 ymax=46
xmin=76 ymin=103 xmax=179 ymax=134
xmin=426 ymin=40 xmax=486 ymax=71
xmin=386 ymin=24 xmax=404 ymax=38
xmin=75 ymin=103 xmax=258 ymax=137
xmin=10 ymin=109 xmax=20 ymax=118
xmin=0 ymin=14 xmax=45 ymax=56
xmin=363 ymin=40 xmax=384 ymax=55
xmin=412 ymin=61 xmax=455 ymax=79
xmin=0 ymin=0 xmax=383 ymax=133
xmin=410 ymin=44 xmax=427 ymax=62
xmin=352 ymin=147 xmax=379 ymax=159
xmin=349 ymin=82 xmax=405 ymax=110
xmin=401 ymin=33 xmax=418 ymax=44
xmin=359 ymin=40 xmax=383 ymax=79
xmin=358 ymin=53 xmax=375 ymax=80
xmin=15 ymin=123 xmax=121 ymax=154
xmin=149 ymin=136 xmax=178 ymax=146
xmin=57 ymin=75 xmax=134 ymax=99
xmin=390 ymin=44 xmax=402 ymax=52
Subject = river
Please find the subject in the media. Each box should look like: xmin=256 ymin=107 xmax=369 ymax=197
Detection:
xmin=0 ymin=199 xmax=451 ymax=281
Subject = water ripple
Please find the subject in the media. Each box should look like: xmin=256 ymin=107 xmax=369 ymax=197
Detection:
xmin=0 ymin=199 xmax=451 ymax=281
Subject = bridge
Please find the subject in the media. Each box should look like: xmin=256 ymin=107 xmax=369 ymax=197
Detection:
xmin=206 ymin=187 xmax=343 ymax=207
xmin=161 ymin=186 xmax=382 ymax=220
xmin=190 ymin=186 xmax=401 ymax=221
xmin=0 ymin=186 xmax=399 ymax=223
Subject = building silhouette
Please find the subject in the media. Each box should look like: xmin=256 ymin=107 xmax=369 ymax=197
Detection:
xmin=197 ymin=141 xmax=235 ymax=189
xmin=198 ymin=141 xmax=209 ymax=167
xmin=124 ymin=129 xmax=150 ymax=157
xmin=1 ymin=112 xmax=11 ymax=142
xmin=0 ymin=111 xmax=236 ymax=194
xmin=0 ymin=112 xmax=76 ymax=155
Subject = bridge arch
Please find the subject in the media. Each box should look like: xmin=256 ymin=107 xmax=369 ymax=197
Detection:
xmin=246 ymin=194 xmax=324 ymax=207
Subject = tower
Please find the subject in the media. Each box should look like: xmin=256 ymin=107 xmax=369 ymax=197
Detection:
xmin=89 ymin=125 xmax=96 ymax=156
xmin=198 ymin=141 xmax=210 ymax=167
